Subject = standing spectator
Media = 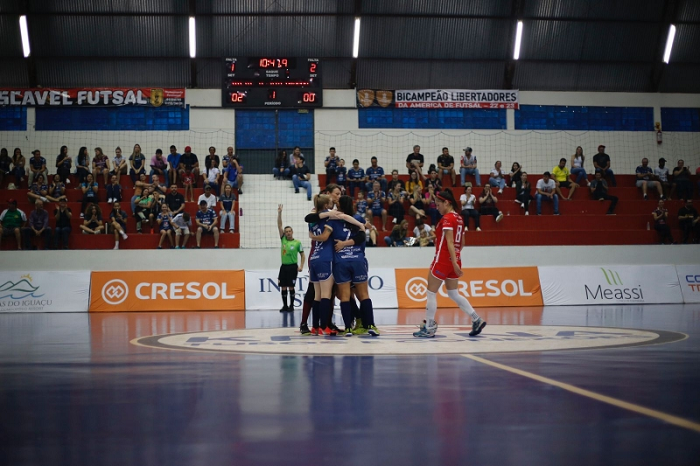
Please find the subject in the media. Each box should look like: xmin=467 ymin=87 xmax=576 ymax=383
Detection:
xmin=106 ymin=174 xmax=123 ymax=203
xmin=276 ymin=204 xmax=305 ymax=312
xmin=165 ymin=185 xmax=186 ymax=217
xmin=273 ymin=150 xmax=290 ymax=179
xmin=202 ymin=158 xmax=221 ymax=196
xmin=150 ymin=149 xmax=169 ymax=187
xmin=460 ymin=147 xmax=480 ymax=187
xmin=336 ymin=159 xmax=347 ymax=192
xmin=652 ymin=200 xmax=674 ymax=244
xmin=27 ymin=150 xmax=47 ymax=186
xmin=76 ymin=147 xmax=90 ymax=185
xmin=355 ymin=190 xmax=368 ymax=217
xmin=593 ymin=145 xmax=616 ymax=187
xmin=536 ymin=171 xmax=560 ymax=216
xmin=22 ymin=200 xmax=51 ymax=250
xmin=437 ymin=147 xmax=456 ymax=186
xmin=156 ymin=204 xmax=175 ymax=249
xmin=219 ymin=183 xmax=237 ymax=233
xmin=55 ymin=146 xmax=72 ymax=183
xmin=672 ymin=159 xmax=693 ymax=201
xmin=570 ymin=146 xmax=589 ymax=186
xmin=408 ymin=184 xmax=427 ymax=219
xmin=229 ymin=152 xmax=244 ymax=194
xmin=11 ymin=148 xmax=26 ymax=185
xmin=0 ymin=148 xmax=11 ymax=187
xmin=112 ymin=147 xmax=127 ymax=176
xmin=197 ymin=185 xmax=218 ymax=210
xmin=678 ymin=199 xmax=699 ymax=244
xmin=407 ymin=170 xmax=423 ymax=193
xmin=509 ymin=162 xmax=522 ymax=188
xmin=182 ymin=166 xmax=195 ymax=202
xmin=515 ymin=172 xmax=534 ymax=215
xmin=384 ymin=219 xmax=409 ymax=247
xmin=291 ymin=156 xmax=312 ymax=200
xmin=406 ymin=145 xmax=424 ymax=177
xmin=80 ymin=203 xmax=105 ymax=235
xmin=655 ymin=158 xmax=671 ymax=199
xmin=222 ymin=154 xmax=239 ymax=190
xmin=589 ymin=171 xmax=618 ymax=215
xmin=178 ymin=146 xmax=200 ymax=187
xmin=47 ymin=174 xmax=67 ymax=202
xmin=109 ymin=202 xmax=129 ymax=249
xmin=195 ymin=200 xmax=220 ymax=248
xmin=460 ymin=186 xmax=481 ymax=231
xmin=425 ymin=169 xmax=443 ymax=192
xmin=134 ymin=187 xmax=155 ymax=233
xmin=0 ymin=199 xmax=26 ymax=249
xmin=324 ymin=147 xmax=339 ymax=186
xmin=636 ymin=157 xmax=664 ymax=200
xmin=367 ymin=181 xmax=388 ymax=230
xmin=425 ymin=184 xmax=442 ymax=225
xmin=80 ymin=173 xmax=100 ymax=215
xmin=553 ymin=158 xmax=578 ymax=200
xmin=489 ymin=161 xmax=506 ymax=194
xmin=479 ymin=184 xmax=504 ymax=223
xmin=388 ymin=169 xmax=405 ymax=192
xmin=92 ymin=147 xmax=111 ymax=186
xmin=387 ymin=183 xmax=407 ymax=223
xmin=28 ymin=174 xmax=49 ymax=204
xmin=347 ymin=159 xmax=366 ymax=197
xmin=204 ymin=146 xmax=220 ymax=173
xmin=129 ymin=144 xmax=146 ymax=184
xmin=365 ymin=156 xmax=387 ymax=193
xmin=53 ymin=199 xmax=72 ymax=249
xmin=166 ymin=145 xmax=181 ymax=187
xmin=172 ymin=212 xmax=191 ymax=249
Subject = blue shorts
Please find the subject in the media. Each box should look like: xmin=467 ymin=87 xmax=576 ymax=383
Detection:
xmin=309 ymin=260 xmax=333 ymax=282
xmin=333 ymin=260 xmax=368 ymax=284
xmin=371 ymin=207 xmax=383 ymax=216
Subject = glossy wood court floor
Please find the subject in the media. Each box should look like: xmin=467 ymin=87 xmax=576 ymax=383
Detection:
xmin=1 ymin=304 xmax=699 ymax=466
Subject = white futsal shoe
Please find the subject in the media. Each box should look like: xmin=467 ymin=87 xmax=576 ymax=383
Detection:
xmin=413 ymin=319 xmax=438 ymax=338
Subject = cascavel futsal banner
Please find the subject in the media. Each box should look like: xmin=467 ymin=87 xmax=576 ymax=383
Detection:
xmin=357 ymin=89 xmax=519 ymax=109
xmin=0 ymin=271 xmax=90 ymax=313
xmin=0 ymin=88 xmax=186 ymax=107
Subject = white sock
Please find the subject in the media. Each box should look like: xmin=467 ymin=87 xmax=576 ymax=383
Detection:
xmin=447 ymin=288 xmax=480 ymax=321
xmin=426 ymin=290 xmax=437 ymax=324
xmin=113 ymin=242 xmax=119 ymax=250
xmin=120 ymin=231 xmax=127 ymax=239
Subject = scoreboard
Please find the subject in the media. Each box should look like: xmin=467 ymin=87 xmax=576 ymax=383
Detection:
xmin=222 ymin=57 xmax=322 ymax=108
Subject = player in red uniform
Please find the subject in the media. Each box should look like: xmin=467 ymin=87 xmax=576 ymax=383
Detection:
xmin=413 ymin=189 xmax=486 ymax=338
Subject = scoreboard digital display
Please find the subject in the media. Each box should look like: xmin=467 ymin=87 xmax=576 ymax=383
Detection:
xmin=222 ymin=57 xmax=322 ymax=108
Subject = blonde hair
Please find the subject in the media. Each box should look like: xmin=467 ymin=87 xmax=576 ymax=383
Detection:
xmin=315 ymin=194 xmax=331 ymax=212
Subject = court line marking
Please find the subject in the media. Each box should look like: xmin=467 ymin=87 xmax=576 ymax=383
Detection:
xmin=462 ymin=354 xmax=700 ymax=434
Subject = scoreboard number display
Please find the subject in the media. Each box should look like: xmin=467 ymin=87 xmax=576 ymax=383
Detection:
xmin=222 ymin=57 xmax=322 ymax=108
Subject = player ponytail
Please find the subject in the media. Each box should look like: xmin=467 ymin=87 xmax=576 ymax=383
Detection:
xmin=315 ymin=194 xmax=331 ymax=212
xmin=437 ymin=188 xmax=459 ymax=212
xmin=338 ymin=195 xmax=355 ymax=216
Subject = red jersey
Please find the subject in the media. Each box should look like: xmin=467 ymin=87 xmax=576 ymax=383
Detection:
xmin=433 ymin=211 xmax=464 ymax=265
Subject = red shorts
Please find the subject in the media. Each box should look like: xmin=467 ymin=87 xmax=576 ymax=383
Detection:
xmin=430 ymin=259 xmax=461 ymax=281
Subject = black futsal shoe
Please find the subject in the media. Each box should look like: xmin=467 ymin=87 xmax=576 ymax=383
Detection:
xmin=469 ymin=319 xmax=487 ymax=337
xmin=280 ymin=305 xmax=289 ymax=313
xmin=329 ymin=323 xmax=342 ymax=334
xmin=288 ymin=306 xmax=295 ymax=312
xmin=300 ymin=323 xmax=311 ymax=335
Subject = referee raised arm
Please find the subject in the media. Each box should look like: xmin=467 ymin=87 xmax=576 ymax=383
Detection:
xmin=277 ymin=204 xmax=305 ymax=312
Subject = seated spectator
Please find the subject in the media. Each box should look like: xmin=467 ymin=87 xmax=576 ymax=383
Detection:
xmin=553 ymin=158 xmax=578 ymax=200
xmin=22 ymin=199 xmax=51 ymax=250
xmin=222 ymin=155 xmax=239 ymax=191
xmin=437 ymin=147 xmax=456 ymax=186
xmin=156 ymin=203 xmax=175 ymax=249
xmin=652 ymin=200 xmax=674 ymax=244
xmin=570 ymin=146 xmax=589 ymax=186
xmin=509 ymin=162 xmax=522 ymax=187
xmin=27 ymin=150 xmax=47 ymax=186
xmin=324 ymin=147 xmax=339 ymax=186
xmin=219 ymin=183 xmax=237 ymax=234
xmin=417 ymin=228 xmax=432 ymax=247
xmin=406 ymin=145 xmax=424 ymax=178
xmin=364 ymin=216 xmax=378 ymax=247
xmin=273 ymin=150 xmax=290 ymax=180
xmin=112 ymin=147 xmax=127 ymax=176
xmin=407 ymin=170 xmax=423 ymax=194
xmin=106 ymin=174 xmax=123 ymax=204
xmin=536 ymin=171 xmax=560 ymax=216
xmin=172 ymin=211 xmax=191 ymax=249
xmin=678 ymin=199 xmax=699 ymax=244
xmin=0 ymin=199 xmax=26 ymax=249
xmin=655 ymin=158 xmax=671 ymax=199
xmin=80 ymin=173 xmax=100 ymax=215
xmin=384 ymin=219 xmax=409 ymax=247
xmin=47 ymin=174 xmax=67 ymax=202
xmin=367 ymin=181 xmax=388 ymax=230
xmin=76 ymin=147 xmax=90 ymax=185
xmin=134 ymin=187 xmax=155 ymax=233
xmin=11 ymin=148 xmax=26 ymax=185
xmin=388 ymin=169 xmax=405 ymax=192
xmin=129 ymin=144 xmax=146 ymax=184
xmin=229 ymin=152 xmax=244 ymax=194
xmin=413 ymin=217 xmax=434 ymax=245
xmin=515 ymin=172 xmax=534 ymax=215
xmin=202 ymin=158 xmax=220 ymax=196
xmin=387 ymin=183 xmax=407 ymax=223
xmin=55 ymin=146 xmax=72 ymax=183
xmin=336 ymin=159 xmax=347 ymax=192
xmin=165 ymin=184 xmax=186 ymax=217
xmin=479 ymin=184 xmax=504 ymax=223
xmin=80 ymin=203 xmax=104 ymax=235
xmin=347 ymin=159 xmax=366 ymax=197
xmin=167 ymin=145 xmax=181 ymax=186
xmin=408 ymin=184 xmax=427 ymax=219
xmin=593 ymin=145 xmax=616 ymax=187
xmin=460 ymin=186 xmax=481 ymax=231
xmin=130 ymin=173 xmax=152 ymax=212
xmin=0 ymin=148 xmax=10 ymax=187
xmin=636 ymin=157 xmax=664 ymax=200
xmin=198 ymin=184 xmax=218 ymax=210
xmin=291 ymin=155 xmax=313 ymax=201
xmin=195 ymin=200 xmax=220 ymax=248
xmin=28 ymin=174 xmax=49 ymax=204
xmin=109 ymin=202 xmax=129 ymax=250
xmin=53 ymin=199 xmax=72 ymax=249
xmin=365 ymin=156 xmax=387 ymax=193
xmin=204 ymin=146 xmax=220 ymax=173
xmin=425 ymin=169 xmax=442 ymax=192
xmin=488 ymin=161 xmax=506 ymax=194
xmin=460 ymin=147 xmax=481 ymax=187
xmin=672 ymin=159 xmax=693 ymax=201
xmin=589 ymin=171 xmax=618 ymax=215
xmin=178 ymin=146 xmax=199 ymax=187
xmin=150 ymin=149 xmax=169 ymax=187
xmin=425 ymin=184 xmax=442 ymax=225
xmin=182 ymin=166 xmax=195 ymax=202
xmin=92 ymin=147 xmax=111 ymax=186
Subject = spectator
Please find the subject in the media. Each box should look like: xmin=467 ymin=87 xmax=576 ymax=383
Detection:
xmin=408 ymin=184 xmax=427 ymax=219
xmin=198 ymin=184 xmax=218 ymax=210
xmin=47 ymin=174 xmax=67 ymax=202
xmin=678 ymin=199 xmax=699 ymax=244
xmin=0 ymin=199 xmax=26 ymax=249
xmin=112 ymin=147 xmax=127 ymax=176
xmin=204 ymin=146 xmax=220 ymax=172
xmin=55 ymin=146 xmax=72 ymax=183
xmin=222 ymin=154 xmax=239 ymax=191
xmin=365 ymin=156 xmax=387 ymax=193
xmin=384 ymin=219 xmax=409 ymax=247
xmin=460 ymin=147 xmax=481 ymax=187
xmin=109 ymin=202 xmax=129 ymax=250
xmin=27 ymin=150 xmax=47 ymax=186
xmin=130 ymin=173 xmax=152 ymax=213
xmin=134 ymin=186 xmax=155 ymax=233
xmin=437 ymin=147 xmax=456 ymax=186
xmin=636 ymin=157 xmax=664 ymax=200
xmin=355 ymin=190 xmax=368 ymax=217
xmin=589 ymin=171 xmax=618 ymax=215
xmin=156 ymin=204 xmax=175 ymax=249
xmin=195 ymin=200 xmax=220 ymax=249
xmin=424 ymin=184 xmax=442 ymax=225
xmin=655 ymin=158 xmax=671 ymax=200
xmin=425 ymin=169 xmax=443 ymax=192
xmin=324 ymin=147 xmax=339 ymax=186
xmin=553 ymin=158 xmax=578 ymax=200
xmin=364 ymin=215 xmax=379 ymax=247
xmin=149 ymin=175 xmax=166 ymax=206
xmin=387 ymin=183 xmax=407 ymax=223
xmin=92 ymin=147 xmax=110 ymax=186
xmin=407 ymin=170 xmax=423 ymax=193
xmin=172 ymin=211 xmax=191 ymax=249
xmin=290 ymin=146 xmax=303 ymax=168
xmin=223 ymin=146 xmax=234 ymax=171
xmin=460 ymin=186 xmax=481 ymax=231
xmin=347 ymin=159 xmax=366 ymax=197
xmin=80 ymin=173 xmax=100 ymax=215
xmin=509 ymin=162 xmax=522 ymax=188
xmin=290 ymin=155 xmax=312 ymax=200
xmin=336 ymin=159 xmax=347 ymax=192
xmin=570 ymin=146 xmax=589 ymax=186
xmin=178 ymin=146 xmax=200 ymax=187
xmin=489 ymin=161 xmax=506 ymax=194
xmin=0 ymin=148 xmax=10 ymax=187
xmin=28 ymin=174 xmax=49 ymax=204
xmin=388 ymin=169 xmax=405 ymax=192
xmin=273 ymin=150 xmax=290 ymax=180
xmin=479 ymin=184 xmax=504 ymax=223
xmin=165 ymin=184 xmax=186 ymax=217
xmin=182 ymin=166 xmax=195 ymax=202
xmin=368 ymin=181 xmax=388 ymax=230
xmin=203 ymin=158 xmax=220 ymax=196
xmin=22 ymin=199 xmax=51 ymax=250
xmin=11 ymin=148 xmax=26 ymax=185
xmin=229 ymin=152 xmax=244 ymax=195
xmin=167 ymin=145 xmax=181 ymax=187
xmin=129 ymin=144 xmax=146 ymax=184
xmin=413 ymin=217 xmax=434 ymax=245
xmin=106 ymin=174 xmax=122 ymax=204
xmin=150 ymin=149 xmax=169 ymax=187
xmin=80 ymin=203 xmax=104 ymax=235
xmin=652 ymin=200 xmax=674 ymax=244
xmin=593 ymin=145 xmax=616 ymax=187
xmin=417 ymin=228 xmax=432 ymax=247
xmin=76 ymin=147 xmax=90 ymax=185
xmin=53 ymin=199 xmax=72 ymax=249
xmin=536 ymin=171 xmax=560 ymax=216
xmin=672 ymin=159 xmax=693 ymax=201
xmin=219 ymin=183 xmax=237 ymax=234
xmin=406 ymin=145 xmax=424 ymax=177
xmin=515 ymin=172 xmax=534 ymax=215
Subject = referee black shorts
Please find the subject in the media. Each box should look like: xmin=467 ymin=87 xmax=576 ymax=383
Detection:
xmin=278 ymin=263 xmax=299 ymax=287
